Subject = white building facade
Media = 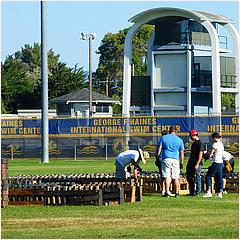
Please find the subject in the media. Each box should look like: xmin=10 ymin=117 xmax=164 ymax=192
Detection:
xmin=122 ymin=8 xmax=239 ymax=116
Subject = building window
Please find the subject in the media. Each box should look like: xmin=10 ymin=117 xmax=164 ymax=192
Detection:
xmin=57 ymin=104 xmax=70 ymax=114
xmin=193 ymin=57 xmax=212 ymax=88
xmin=79 ymin=105 xmax=88 ymax=111
xmin=220 ymin=56 xmax=237 ymax=88
xmin=96 ymin=105 xmax=109 ymax=113
xmin=192 ymin=56 xmax=236 ymax=88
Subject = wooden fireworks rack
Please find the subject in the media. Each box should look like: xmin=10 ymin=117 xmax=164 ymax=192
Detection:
xmin=2 ymin=163 xmax=239 ymax=207
xmin=7 ymin=175 xmax=143 ymax=206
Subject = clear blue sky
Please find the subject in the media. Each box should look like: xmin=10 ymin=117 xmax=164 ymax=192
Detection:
xmin=1 ymin=0 xmax=239 ymax=72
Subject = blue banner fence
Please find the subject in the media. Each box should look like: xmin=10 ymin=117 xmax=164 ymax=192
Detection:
xmin=1 ymin=115 xmax=239 ymax=159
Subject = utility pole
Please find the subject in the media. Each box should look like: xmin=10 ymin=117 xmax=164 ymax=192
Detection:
xmin=106 ymin=77 xmax=109 ymax=97
xmin=81 ymin=33 xmax=96 ymax=118
xmin=41 ymin=1 xmax=49 ymax=163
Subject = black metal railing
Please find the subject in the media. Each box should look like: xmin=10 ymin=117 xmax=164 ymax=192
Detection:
xmin=220 ymin=75 xmax=237 ymax=88
xmin=192 ymin=73 xmax=237 ymax=89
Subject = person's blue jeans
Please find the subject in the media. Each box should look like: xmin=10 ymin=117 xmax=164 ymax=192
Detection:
xmin=205 ymin=163 xmax=224 ymax=193
xmin=195 ymin=165 xmax=202 ymax=195
xmin=186 ymin=161 xmax=202 ymax=195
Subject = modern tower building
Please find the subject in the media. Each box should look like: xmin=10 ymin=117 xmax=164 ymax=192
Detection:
xmin=122 ymin=7 xmax=239 ymax=116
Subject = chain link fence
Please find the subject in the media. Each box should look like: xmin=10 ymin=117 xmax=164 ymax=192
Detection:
xmin=1 ymin=134 xmax=239 ymax=160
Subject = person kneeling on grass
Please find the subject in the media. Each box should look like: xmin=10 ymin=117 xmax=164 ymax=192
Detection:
xmin=115 ymin=148 xmax=149 ymax=180
xmin=203 ymin=132 xmax=224 ymax=199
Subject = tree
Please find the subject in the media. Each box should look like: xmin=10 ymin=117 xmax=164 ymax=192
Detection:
xmin=1 ymin=43 xmax=86 ymax=113
xmin=1 ymin=57 xmax=36 ymax=113
xmin=95 ymin=25 xmax=154 ymax=114
xmin=49 ymin=63 xmax=87 ymax=99
xmin=95 ymin=29 xmax=127 ymax=97
xmin=111 ymin=93 xmax=122 ymax=116
xmin=132 ymin=25 xmax=154 ymax=76
xmin=221 ymin=93 xmax=235 ymax=113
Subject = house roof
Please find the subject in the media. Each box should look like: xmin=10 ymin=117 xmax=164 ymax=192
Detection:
xmin=50 ymin=88 xmax=121 ymax=105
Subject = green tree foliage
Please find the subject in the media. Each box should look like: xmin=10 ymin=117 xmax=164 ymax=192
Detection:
xmin=48 ymin=62 xmax=87 ymax=99
xmin=1 ymin=43 xmax=86 ymax=113
xmin=95 ymin=25 xmax=154 ymax=114
xmin=95 ymin=29 xmax=127 ymax=96
xmin=111 ymin=94 xmax=122 ymax=116
xmin=1 ymin=57 xmax=36 ymax=113
xmin=132 ymin=25 xmax=154 ymax=76
xmin=221 ymin=93 xmax=235 ymax=112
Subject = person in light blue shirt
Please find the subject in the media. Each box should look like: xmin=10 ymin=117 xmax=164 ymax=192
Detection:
xmin=157 ymin=126 xmax=184 ymax=197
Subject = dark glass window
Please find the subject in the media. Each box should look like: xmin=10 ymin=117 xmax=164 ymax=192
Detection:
xmin=96 ymin=105 xmax=109 ymax=113
xmin=58 ymin=104 xmax=70 ymax=114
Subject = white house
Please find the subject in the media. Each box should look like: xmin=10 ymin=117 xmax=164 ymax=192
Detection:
xmin=50 ymin=88 xmax=121 ymax=117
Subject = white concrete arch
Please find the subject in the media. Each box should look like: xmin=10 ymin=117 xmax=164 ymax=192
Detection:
xmin=122 ymin=7 xmax=237 ymax=116
xmin=147 ymin=31 xmax=155 ymax=115
xmin=222 ymin=23 xmax=240 ymax=113
xmin=200 ymin=21 xmax=221 ymax=115
xmin=122 ymin=22 xmax=142 ymax=116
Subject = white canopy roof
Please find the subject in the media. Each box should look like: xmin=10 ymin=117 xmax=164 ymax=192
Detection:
xmin=129 ymin=7 xmax=233 ymax=24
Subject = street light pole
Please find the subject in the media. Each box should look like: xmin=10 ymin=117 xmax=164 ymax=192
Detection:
xmin=81 ymin=33 xmax=96 ymax=118
xmin=41 ymin=1 xmax=49 ymax=163
xmin=89 ymin=36 xmax=93 ymax=117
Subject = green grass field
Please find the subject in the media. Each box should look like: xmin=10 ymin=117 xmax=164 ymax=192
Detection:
xmin=2 ymin=159 xmax=239 ymax=239
xmin=6 ymin=157 xmax=239 ymax=176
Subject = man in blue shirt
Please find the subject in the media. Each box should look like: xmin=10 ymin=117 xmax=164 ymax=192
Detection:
xmin=157 ymin=126 xmax=185 ymax=197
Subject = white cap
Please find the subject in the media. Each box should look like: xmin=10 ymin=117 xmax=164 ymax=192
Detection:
xmin=138 ymin=148 xmax=149 ymax=164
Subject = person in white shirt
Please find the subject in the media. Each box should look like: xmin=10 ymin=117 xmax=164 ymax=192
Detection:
xmin=203 ymin=132 xmax=224 ymax=198
xmin=115 ymin=148 xmax=149 ymax=179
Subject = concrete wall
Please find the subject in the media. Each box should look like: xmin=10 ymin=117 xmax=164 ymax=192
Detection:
xmin=155 ymin=92 xmax=186 ymax=106
xmin=152 ymin=51 xmax=187 ymax=116
xmin=155 ymin=110 xmax=186 ymax=116
xmin=154 ymin=52 xmax=187 ymax=88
